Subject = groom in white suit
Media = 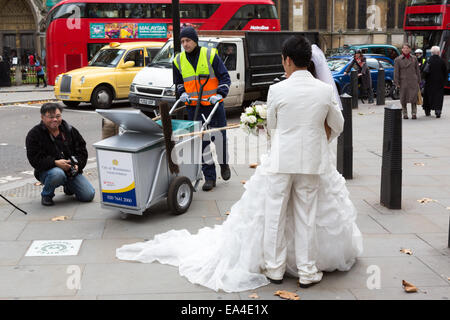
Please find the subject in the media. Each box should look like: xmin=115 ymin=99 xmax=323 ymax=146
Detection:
xmin=263 ymin=36 xmax=344 ymax=287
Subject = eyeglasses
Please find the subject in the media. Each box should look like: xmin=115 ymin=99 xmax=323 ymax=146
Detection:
xmin=45 ymin=114 xmax=62 ymax=119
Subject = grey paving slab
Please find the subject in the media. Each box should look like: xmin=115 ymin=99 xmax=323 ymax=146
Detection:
xmin=5 ymin=198 xmax=80 ymax=222
xmin=0 ymin=205 xmax=13 ymax=221
xmin=0 ymin=221 xmax=27 ymax=241
xmin=310 ymin=256 xmax=449 ymax=290
xmin=180 ymin=200 xmax=221 ymax=218
xmin=355 ymin=215 xmax=389 ymax=234
xmin=345 ymin=175 xmax=380 ymax=187
xmin=401 ymin=186 xmax=450 ymax=200
xmin=78 ymin=263 xmax=212 ymax=296
xmin=368 ymin=212 xmax=445 ymax=233
xmin=239 ymin=285 xmax=357 ymax=300
xmin=72 ymin=203 xmax=123 ymax=220
xmin=102 ymin=214 xmax=205 ymax=239
xmin=0 ymin=265 xmax=84 ymax=298
xmin=423 ymin=214 xmax=450 ymax=232
xmin=19 ymin=238 xmax=143 ymax=266
xmin=417 ymin=233 xmax=450 ymax=256
xmin=350 ymin=286 xmax=450 ymax=300
xmin=17 ymin=220 xmax=106 ymax=241
xmin=360 ymin=234 xmax=442 ymax=258
xmin=415 ymin=255 xmax=450 ymax=282
xmin=98 ymin=292 xmax=241 ymax=300
xmin=369 ymin=199 xmax=448 ymax=215
xmin=216 ymin=200 xmax=238 ymax=217
xmin=0 ymin=241 xmax=30 ymax=266
xmin=346 ymin=186 xmax=379 ymax=200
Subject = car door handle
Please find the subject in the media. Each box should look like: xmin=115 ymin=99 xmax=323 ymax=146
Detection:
xmin=237 ymin=73 xmax=240 ymax=80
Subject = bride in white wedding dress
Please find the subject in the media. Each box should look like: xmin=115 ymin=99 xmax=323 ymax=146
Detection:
xmin=116 ymin=45 xmax=363 ymax=293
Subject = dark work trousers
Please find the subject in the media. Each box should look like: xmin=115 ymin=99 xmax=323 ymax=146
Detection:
xmin=37 ymin=74 xmax=47 ymax=86
xmin=186 ymin=102 xmax=228 ymax=181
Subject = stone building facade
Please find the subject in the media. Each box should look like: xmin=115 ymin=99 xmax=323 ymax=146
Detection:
xmin=0 ymin=0 xmax=52 ymax=65
xmin=275 ymin=0 xmax=407 ymax=52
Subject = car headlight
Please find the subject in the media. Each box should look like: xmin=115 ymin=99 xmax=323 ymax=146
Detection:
xmin=55 ymin=75 xmax=61 ymax=84
xmin=164 ymin=88 xmax=176 ymax=97
xmin=80 ymin=76 xmax=85 ymax=85
xmin=130 ymin=84 xmax=135 ymax=92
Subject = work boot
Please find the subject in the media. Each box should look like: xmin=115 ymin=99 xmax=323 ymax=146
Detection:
xmin=403 ymin=115 xmax=409 ymax=120
xmin=202 ymin=180 xmax=216 ymax=192
xmin=436 ymin=112 xmax=441 ymax=118
xmin=412 ymin=115 xmax=417 ymax=120
xmin=220 ymin=164 xmax=231 ymax=181
xmin=41 ymin=196 xmax=54 ymax=206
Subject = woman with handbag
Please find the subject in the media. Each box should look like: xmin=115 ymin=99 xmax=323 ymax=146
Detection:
xmin=343 ymin=50 xmax=374 ymax=104
xmin=35 ymin=56 xmax=47 ymax=88
xmin=422 ymin=46 xmax=447 ymax=118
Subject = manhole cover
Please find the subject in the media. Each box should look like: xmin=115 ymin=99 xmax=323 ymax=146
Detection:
xmin=25 ymin=240 xmax=83 ymax=257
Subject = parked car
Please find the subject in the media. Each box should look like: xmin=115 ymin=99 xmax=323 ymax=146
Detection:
xmin=332 ymin=44 xmax=400 ymax=61
xmin=328 ymin=54 xmax=399 ymax=100
xmin=54 ymin=41 xmax=164 ymax=109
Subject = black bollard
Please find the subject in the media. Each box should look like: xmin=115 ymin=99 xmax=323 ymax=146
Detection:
xmin=350 ymin=70 xmax=358 ymax=109
xmin=337 ymin=94 xmax=353 ymax=179
xmin=448 ymin=216 xmax=450 ymax=248
xmin=377 ymin=68 xmax=386 ymax=106
xmin=380 ymin=105 xmax=402 ymax=209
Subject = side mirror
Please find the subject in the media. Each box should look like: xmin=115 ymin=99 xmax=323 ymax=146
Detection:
xmin=122 ymin=61 xmax=135 ymax=68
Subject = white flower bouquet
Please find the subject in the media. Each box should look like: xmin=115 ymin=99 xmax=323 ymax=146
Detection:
xmin=240 ymin=101 xmax=267 ymax=136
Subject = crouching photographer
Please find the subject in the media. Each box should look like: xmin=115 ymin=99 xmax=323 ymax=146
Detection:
xmin=25 ymin=103 xmax=95 ymax=206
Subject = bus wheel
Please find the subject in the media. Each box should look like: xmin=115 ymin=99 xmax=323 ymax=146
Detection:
xmin=91 ymin=86 xmax=113 ymax=109
xmin=62 ymin=101 xmax=80 ymax=108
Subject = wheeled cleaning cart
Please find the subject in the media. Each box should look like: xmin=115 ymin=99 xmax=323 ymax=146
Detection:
xmin=93 ymin=100 xmax=221 ymax=219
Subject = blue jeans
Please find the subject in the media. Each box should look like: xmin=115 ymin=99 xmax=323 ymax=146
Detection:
xmin=39 ymin=167 xmax=95 ymax=202
xmin=186 ymin=102 xmax=229 ymax=181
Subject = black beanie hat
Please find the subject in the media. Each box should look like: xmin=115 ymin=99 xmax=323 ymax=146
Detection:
xmin=180 ymin=26 xmax=198 ymax=43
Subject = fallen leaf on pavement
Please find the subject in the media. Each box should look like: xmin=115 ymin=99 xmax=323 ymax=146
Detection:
xmin=414 ymin=163 xmax=425 ymax=167
xmin=241 ymin=180 xmax=247 ymax=184
xmin=249 ymin=163 xmax=258 ymax=169
xmin=225 ymin=211 xmax=231 ymax=216
xmin=274 ymin=290 xmax=300 ymax=300
xmin=400 ymin=248 xmax=413 ymax=255
xmin=34 ymin=182 xmax=42 ymax=186
xmin=358 ymin=113 xmax=365 ymax=115
xmin=446 ymin=207 xmax=450 ymax=211
xmin=51 ymin=216 xmax=69 ymax=222
xmin=402 ymin=280 xmax=418 ymax=293
xmin=248 ymin=293 xmax=259 ymax=299
xmin=417 ymin=198 xmax=434 ymax=204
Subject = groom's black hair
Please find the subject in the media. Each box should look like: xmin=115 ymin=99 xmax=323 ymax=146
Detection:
xmin=282 ymin=35 xmax=312 ymax=68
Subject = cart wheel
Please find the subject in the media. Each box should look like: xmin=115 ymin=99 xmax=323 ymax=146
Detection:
xmin=120 ymin=212 xmax=128 ymax=220
xmin=167 ymin=176 xmax=193 ymax=215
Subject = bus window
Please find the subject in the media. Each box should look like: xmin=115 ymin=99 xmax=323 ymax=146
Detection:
xmin=223 ymin=4 xmax=278 ymax=30
xmin=46 ymin=3 xmax=86 ymax=28
xmin=180 ymin=4 xmax=220 ymax=19
xmin=124 ymin=49 xmax=145 ymax=67
xmin=124 ymin=4 xmax=146 ymax=19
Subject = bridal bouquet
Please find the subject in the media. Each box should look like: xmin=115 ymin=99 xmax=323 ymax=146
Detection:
xmin=240 ymin=101 xmax=267 ymax=136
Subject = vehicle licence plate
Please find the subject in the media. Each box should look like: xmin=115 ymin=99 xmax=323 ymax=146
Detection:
xmin=139 ymin=98 xmax=156 ymax=106
xmin=59 ymin=95 xmax=70 ymax=100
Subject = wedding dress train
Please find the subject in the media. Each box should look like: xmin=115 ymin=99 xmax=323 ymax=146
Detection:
xmin=116 ymin=144 xmax=363 ymax=293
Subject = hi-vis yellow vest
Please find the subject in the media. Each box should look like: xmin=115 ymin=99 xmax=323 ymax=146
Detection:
xmin=174 ymin=47 xmax=221 ymax=106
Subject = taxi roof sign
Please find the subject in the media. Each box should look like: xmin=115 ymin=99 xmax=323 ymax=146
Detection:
xmin=109 ymin=42 xmax=121 ymax=48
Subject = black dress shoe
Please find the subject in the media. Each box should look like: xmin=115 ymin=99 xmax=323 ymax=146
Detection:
xmin=267 ymin=277 xmax=283 ymax=285
xmin=41 ymin=196 xmax=54 ymax=206
xmin=202 ymin=180 xmax=216 ymax=191
xmin=220 ymin=164 xmax=231 ymax=181
xmin=298 ymin=281 xmax=318 ymax=289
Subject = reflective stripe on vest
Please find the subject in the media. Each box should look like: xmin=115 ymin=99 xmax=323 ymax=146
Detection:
xmin=174 ymin=47 xmax=220 ymax=106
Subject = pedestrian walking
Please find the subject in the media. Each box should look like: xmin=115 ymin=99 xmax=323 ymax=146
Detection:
xmin=173 ymin=26 xmax=232 ymax=192
xmin=34 ymin=56 xmax=47 ymax=88
xmin=344 ymin=50 xmax=374 ymax=104
xmin=422 ymin=46 xmax=447 ymax=118
xmin=394 ymin=44 xmax=421 ymax=119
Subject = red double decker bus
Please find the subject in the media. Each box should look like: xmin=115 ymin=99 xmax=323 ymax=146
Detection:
xmin=404 ymin=0 xmax=450 ymax=87
xmin=45 ymin=0 xmax=280 ymax=85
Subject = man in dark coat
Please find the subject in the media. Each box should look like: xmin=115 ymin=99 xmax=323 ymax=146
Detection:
xmin=394 ymin=44 xmax=421 ymax=120
xmin=422 ymin=46 xmax=447 ymax=118
xmin=344 ymin=50 xmax=374 ymax=104
xmin=25 ymin=103 xmax=95 ymax=206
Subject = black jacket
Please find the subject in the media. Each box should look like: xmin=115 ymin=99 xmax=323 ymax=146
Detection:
xmin=25 ymin=120 xmax=88 ymax=180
